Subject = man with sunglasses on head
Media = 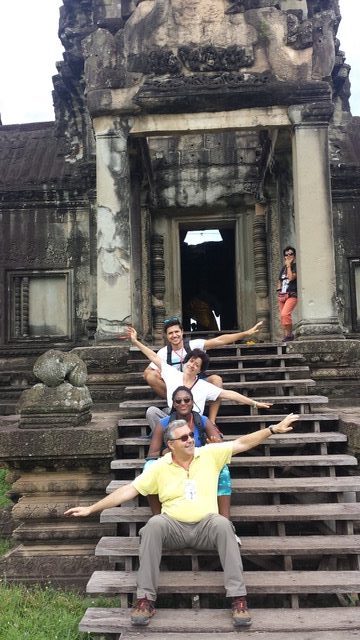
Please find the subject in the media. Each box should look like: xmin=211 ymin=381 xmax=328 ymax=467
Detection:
xmin=143 ymin=316 xmax=263 ymax=424
xmin=65 ymin=412 xmax=298 ymax=628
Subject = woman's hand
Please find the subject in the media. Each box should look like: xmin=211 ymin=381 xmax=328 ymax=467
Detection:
xmin=206 ymin=434 xmax=223 ymax=444
xmin=125 ymin=326 xmax=137 ymax=343
xmin=255 ymin=401 xmax=273 ymax=409
xmin=246 ymin=321 xmax=263 ymax=336
xmin=64 ymin=506 xmax=92 ymax=517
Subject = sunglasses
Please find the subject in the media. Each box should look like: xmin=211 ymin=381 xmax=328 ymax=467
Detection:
xmin=284 ymin=252 xmax=294 ymax=256
xmin=164 ymin=316 xmax=181 ymax=327
xmin=170 ymin=432 xmax=195 ymax=442
xmin=174 ymin=397 xmax=192 ymax=405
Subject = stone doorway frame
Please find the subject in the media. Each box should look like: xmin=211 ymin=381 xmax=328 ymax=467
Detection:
xmin=93 ymin=101 xmax=343 ymax=342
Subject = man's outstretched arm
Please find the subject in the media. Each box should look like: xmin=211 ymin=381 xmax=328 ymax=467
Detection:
xmin=64 ymin=483 xmax=139 ymax=517
xmin=203 ymin=321 xmax=263 ymax=350
xmin=231 ymin=413 xmax=299 ymax=455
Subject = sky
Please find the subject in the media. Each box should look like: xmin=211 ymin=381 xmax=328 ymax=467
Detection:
xmin=0 ymin=0 xmax=359 ymax=125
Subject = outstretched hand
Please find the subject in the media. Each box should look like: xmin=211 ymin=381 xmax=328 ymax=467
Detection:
xmin=256 ymin=401 xmax=273 ymax=409
xmin=246 ymin=321 xmax=263 ymax=336
xmin=275 ymin=413 xmax=299 ymax=433
xmin=64 ymin=506 xmax=92 ymax=518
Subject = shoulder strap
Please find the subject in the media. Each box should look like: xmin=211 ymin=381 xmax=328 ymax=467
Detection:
xmin=166 ymin=343 xmax=172 ymax=365
xmin=183 ymin=337 xmax=191 ymax=353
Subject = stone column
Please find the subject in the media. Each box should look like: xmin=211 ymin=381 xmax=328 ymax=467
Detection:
xmin=289 ymin=103 xmax=343 ymax=339
xmin=93 ymin=117 xmax=132 ymax=340
xmin=253 ymin=202 xmax=270 ymax=340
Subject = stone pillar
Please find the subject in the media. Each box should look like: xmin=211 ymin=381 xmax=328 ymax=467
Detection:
xmin=289 ymin=104 xmax=343 ymax=339
xmin=253 ymin=202 xmax=270 ymax=340
xmin=93 ymin=117 xmax=132 ymax=340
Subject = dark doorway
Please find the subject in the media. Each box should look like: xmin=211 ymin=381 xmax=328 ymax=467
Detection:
xmin=180 ymin=226 xmax=237 ymax=332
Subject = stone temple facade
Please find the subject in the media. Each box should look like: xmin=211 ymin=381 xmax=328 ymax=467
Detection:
xmin=0 ymin=0 xmax=359 ymax=354
xmin=0 ymin=0 xmax=360 ymax=585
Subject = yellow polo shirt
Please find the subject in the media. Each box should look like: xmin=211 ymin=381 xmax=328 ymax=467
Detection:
xmin=132 ymin=443 xmax=233 ymax=523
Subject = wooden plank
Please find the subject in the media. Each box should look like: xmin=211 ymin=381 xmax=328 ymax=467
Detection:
xmin=124 ymin=380 xmax=316 ymax=395
xmin=125 ymin=366 xmax=310 ymax=380
xmin=100 ymin=503 xmax=360 ymax=524
xmin=79 ymin=606 xmax=360 ymax=634
xmin=118 ymin=632 xmax=360 ymax=640
xmin=86 ymin=569 xmax=360 ymax=595
xmin=95 ymin=534 xmax=360 ymax=558
xmin=116 ymin=432 xmax=347 ymax=447
xmin=119 ymin=396 xmax=329 ymax=409
xmin=117 ymin=413 xmax=339 ymax=427
xmin=111 ymin=454 xmax=357 ymax=470
xmin=106 ymin=475 xmax=360 ymax=495
xmin=128 ymin=353 xmax=305 ymax=365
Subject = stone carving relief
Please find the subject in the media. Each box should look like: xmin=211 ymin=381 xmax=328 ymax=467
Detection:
xmin=286 ymin=12 xmax=313 ymax=50
xmin=226 ymin=0 xmax=281 ymax=13
xmin=178 ymin=44 xmax=254 ymax=72
xmin=151 ymin=234 xmax=166 ymax=345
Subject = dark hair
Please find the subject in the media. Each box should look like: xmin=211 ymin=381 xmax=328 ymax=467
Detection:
xmin=283 ymin=246 xmax=296 ymax=257
xmin=163 ymin=316 xmax=183 ymax=332
xmin=183 ymin=348 xmax=209 ymax=373
xmin=171 ymin=386 xmax=194 ymax=402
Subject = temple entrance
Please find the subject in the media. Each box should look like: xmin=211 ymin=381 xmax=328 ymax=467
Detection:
xmin=180 ymin=225 xmax=237 ymax=332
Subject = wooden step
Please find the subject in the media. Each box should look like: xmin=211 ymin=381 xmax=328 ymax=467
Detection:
xmin=128 ymin=353 xmax=305 ymax=367
xmin=124 ymin=379 xmax=316 ymax=397
xmin=100 ymin=503 xmax=360 ymax=524
xmin=79 ymin=606 xmax=360 ymax=635
xmin=111 ymin=453 xmax=356 ymax=471
xmin=106 ymin=475 xmax=360 ymax=495
xmin=95 ymin=534 xmax=360 ymax=559
xmin=117 ymin=413 xmax=338 ymax=430
xmin=119 ymin=395 xmax=329 ymax=411
xmin=116 ymin=432 xmax=347 ymax=448
xmin=129 ymin=342 xmax=289 ymax=354
xmin=125 ymin=365 xmax=310 ymax=380
xmin=86 ymin=569 xmax=360 ymax=595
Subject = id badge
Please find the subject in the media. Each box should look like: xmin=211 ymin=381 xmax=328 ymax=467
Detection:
xmin=184 ymin=479 xmax=197 ymax=501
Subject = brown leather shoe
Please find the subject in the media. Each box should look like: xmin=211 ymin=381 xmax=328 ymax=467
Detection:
xmin=231 ymin=596 xmax=252 ymax=627
xmin=130 ymin=597 xmax=156 ymax=626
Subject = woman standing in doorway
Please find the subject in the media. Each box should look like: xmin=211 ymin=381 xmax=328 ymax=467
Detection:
xmin=277 ymin=246 xmax=297 ymax=341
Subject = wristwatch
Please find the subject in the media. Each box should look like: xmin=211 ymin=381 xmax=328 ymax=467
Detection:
xmin=269 ymin=426 xmax=277 ymax=435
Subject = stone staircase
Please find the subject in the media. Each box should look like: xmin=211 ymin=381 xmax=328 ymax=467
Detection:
xmin=79 ymin=340 xmax=360 ymax=639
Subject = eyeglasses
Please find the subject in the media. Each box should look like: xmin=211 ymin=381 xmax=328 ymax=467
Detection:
xmin=164 ymin=316 xmax=181 ymax=327
xmin=170 ymin=432 xmax=195 ymax=442
xmin=284 ymin=252 xmax=294 ymax=256
xmin=174 ymin=397 xmax=192 ymax=405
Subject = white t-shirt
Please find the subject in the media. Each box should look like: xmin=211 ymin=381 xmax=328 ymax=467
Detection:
xmin=149 ymin=338 xmax=205 ymax=371
xmin=160 ymin=361 xmax=220 ymax=415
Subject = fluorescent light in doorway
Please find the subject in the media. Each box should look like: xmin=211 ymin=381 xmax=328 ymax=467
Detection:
xmin=184 ymin=229 xmax=223 ymax=245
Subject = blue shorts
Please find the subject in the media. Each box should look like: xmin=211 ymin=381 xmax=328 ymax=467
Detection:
xmin=218 ymin=464 xmax=232 ymax=496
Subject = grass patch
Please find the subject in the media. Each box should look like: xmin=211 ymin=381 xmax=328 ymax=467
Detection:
xmin=0 ymin=582 xmax=118 ymax=640
xmin=0 ymin=468 xmax=11 ymax=508
xmin=0 ymin=538 xmax=13 ymax=556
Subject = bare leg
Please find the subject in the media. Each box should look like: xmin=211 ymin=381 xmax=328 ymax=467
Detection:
xmin=206 ymin=374 xmax=223 ymax=423
xmin=217 ymin=494 xmax=231 ymax=519
xmin=143 ymin=368 xmax=167 ymax=398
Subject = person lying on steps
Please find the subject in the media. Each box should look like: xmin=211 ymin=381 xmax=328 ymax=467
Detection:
xmin=65 ymin=413 xmax=298 ymax=628
xmin=126 ymin=325 xmax=272 ymax=434
xmin=142 ymin=316 xmax=264 ymax=423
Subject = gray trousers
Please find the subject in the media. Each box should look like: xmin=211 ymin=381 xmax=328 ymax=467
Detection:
xmin=137 ymin=513 xmax=247 ymax=601
xmin=146 ymin=406 xmax=170 ymax=433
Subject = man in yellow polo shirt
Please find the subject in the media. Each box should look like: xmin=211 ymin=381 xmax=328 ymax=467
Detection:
xmin=65 ymin=413 xmax=298 ymax=628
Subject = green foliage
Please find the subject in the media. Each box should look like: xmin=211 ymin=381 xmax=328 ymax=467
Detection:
xmin=0 ymin=468 xmax=11 ymax=508
xmin=0 ymin=582 xmax=117 ymax=640
xmin=0 ymin=538 xmax=13 ymax=556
